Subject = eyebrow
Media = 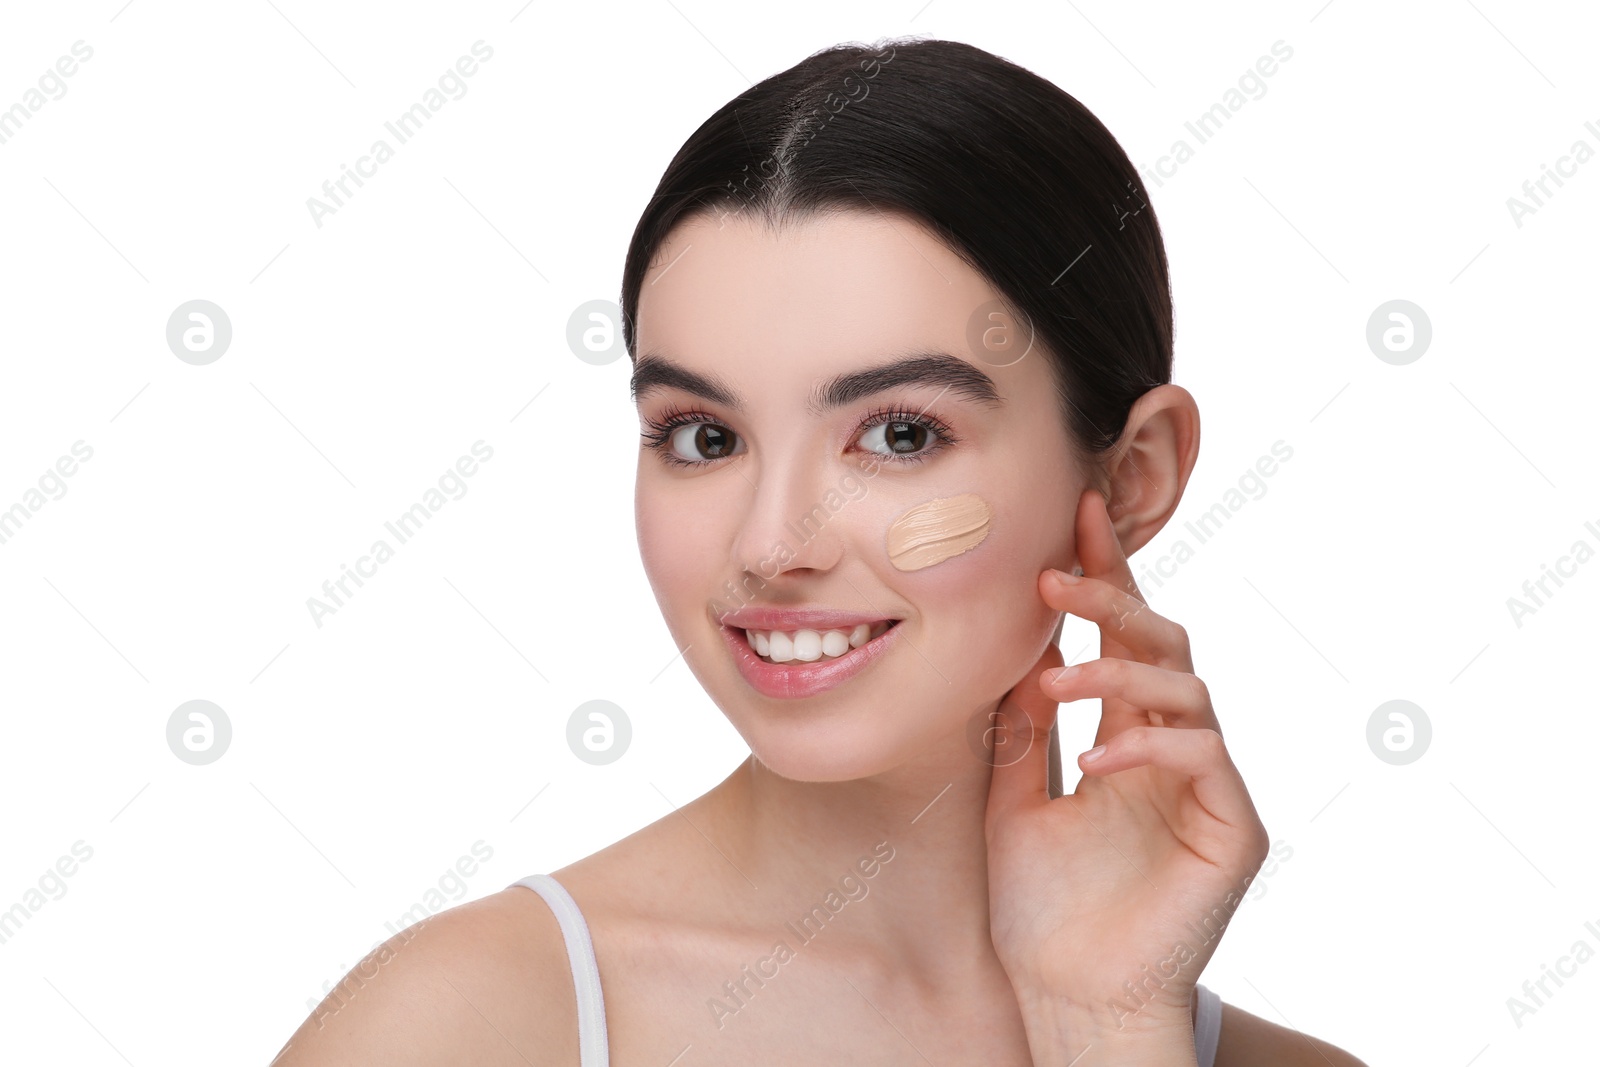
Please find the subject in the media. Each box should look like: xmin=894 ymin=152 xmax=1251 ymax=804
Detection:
xmin=630 ymin=351 xmax=1003 ymax=415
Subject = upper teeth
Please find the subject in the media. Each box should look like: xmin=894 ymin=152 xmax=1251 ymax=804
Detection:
xmin=745 ymin=621 xmax=891 ymax=663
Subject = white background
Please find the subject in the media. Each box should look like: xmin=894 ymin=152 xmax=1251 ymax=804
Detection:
xmin=1 ymin=1 xmax=1596 ymax=1063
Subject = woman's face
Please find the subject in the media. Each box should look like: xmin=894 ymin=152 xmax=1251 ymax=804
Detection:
xmin=633 ymin=207 xmax=1088 ymax=784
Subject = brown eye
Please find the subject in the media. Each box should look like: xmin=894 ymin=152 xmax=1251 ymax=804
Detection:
xmin=858 ymin=419 xmax=930 ymax=456
xmin=667 ymin=422 xmax=740 ymax=461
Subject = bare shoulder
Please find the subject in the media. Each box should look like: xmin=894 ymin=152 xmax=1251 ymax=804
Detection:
xmin=269 ymin=884 xmax=580 ymax=1067
xmin=1215 ymin=1001 xmax=1369 ymax=1067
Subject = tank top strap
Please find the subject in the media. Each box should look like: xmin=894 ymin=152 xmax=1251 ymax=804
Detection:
xmin=513 ymin=874 xmax=610 ymax=1067
xmin=1193 ymin=982 xmax=1222 ymax=1067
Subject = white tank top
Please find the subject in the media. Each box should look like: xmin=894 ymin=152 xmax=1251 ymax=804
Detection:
xmin=514 ymin=873 xmax=1222 ymax=1065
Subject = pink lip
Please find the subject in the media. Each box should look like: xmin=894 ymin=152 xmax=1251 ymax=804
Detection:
xmin=717 ymin=618 xmax=902 ymax=700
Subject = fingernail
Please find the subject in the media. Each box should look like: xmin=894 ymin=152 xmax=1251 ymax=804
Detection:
xmin=1080 ymin=744 xmax=1106 ymax=763
xmin=1053 ymin=568 xmax=1080 ymax=584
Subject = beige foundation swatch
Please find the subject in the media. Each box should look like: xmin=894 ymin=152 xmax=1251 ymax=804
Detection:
xmin=886 ymin=493 xmax=993 ymax=571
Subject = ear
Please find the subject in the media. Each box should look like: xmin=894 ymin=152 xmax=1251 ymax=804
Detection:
xmin=1100 ymin=383 xmax=1200 ymax=557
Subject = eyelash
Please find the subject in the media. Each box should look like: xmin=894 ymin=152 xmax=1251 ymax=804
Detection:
xmin=639 ymin=402 xmax=962 ymax=470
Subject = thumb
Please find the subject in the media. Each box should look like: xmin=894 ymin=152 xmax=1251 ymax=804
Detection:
xmin=985 ymin=641 xmax=1065 ymax=823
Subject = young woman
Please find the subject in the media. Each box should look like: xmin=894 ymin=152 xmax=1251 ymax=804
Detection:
xmin=275 ymin=37 xmax=1366 ymax=1066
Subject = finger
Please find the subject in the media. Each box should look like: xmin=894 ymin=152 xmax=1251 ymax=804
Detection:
xmin=1076 ymin=725 xmax=1262 ymax=837
xmin=985 ymin=641 xmax=1065 ymax=822
xmin=1071 ymin=487 xmax=1148 ymax=675
xmin=1075 ymin=486 xmax=1146 ymax=609
xmin=1069 ymin=487 xmax=1187 ymax=733
xmin=1040 ymin=568 xmax=1194 ymax=673
xmin=1043 ymin=658 xmax=1221 ymax=736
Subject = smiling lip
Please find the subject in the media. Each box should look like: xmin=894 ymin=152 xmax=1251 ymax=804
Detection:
xmin=713 ymin=608 xmax=902 ymax=700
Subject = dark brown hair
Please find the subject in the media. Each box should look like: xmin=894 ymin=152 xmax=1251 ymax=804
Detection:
xmin=620 ymin=35 xmax=1173 ymax=459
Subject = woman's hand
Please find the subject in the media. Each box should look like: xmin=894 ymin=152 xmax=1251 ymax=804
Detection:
xmin=983 ymin=487 xmax=1270 ymax=1043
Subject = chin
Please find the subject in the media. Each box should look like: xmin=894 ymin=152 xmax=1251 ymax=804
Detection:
xmin=736 ymin=712 xmax=952 ymax=785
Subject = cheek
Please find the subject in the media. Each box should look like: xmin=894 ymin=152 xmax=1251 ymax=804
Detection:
xmin=879 ymin=491 xmax=1061 ymax=590
xmin=882 ymin=492 xmax=1070 ymax=670
xmin=891 ymin=515 xmax=1054 ymax=616
xmin=636 ymin=487 xmax=709 ymax=607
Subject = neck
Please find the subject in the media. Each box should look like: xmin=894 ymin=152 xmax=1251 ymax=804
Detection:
xmin=703 ymin=714 xmax=1011 ymax=983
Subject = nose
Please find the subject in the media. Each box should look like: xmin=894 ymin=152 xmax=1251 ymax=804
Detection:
xmin=730 ymin=447 xmax=848 ymax=581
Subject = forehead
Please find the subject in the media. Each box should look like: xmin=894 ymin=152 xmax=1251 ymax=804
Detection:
xmin=634 ymin=207 xmax=1024 ymax=387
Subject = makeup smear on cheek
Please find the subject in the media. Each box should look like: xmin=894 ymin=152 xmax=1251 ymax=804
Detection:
xmin=885 ymin=493 xmax=993 ymax=571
